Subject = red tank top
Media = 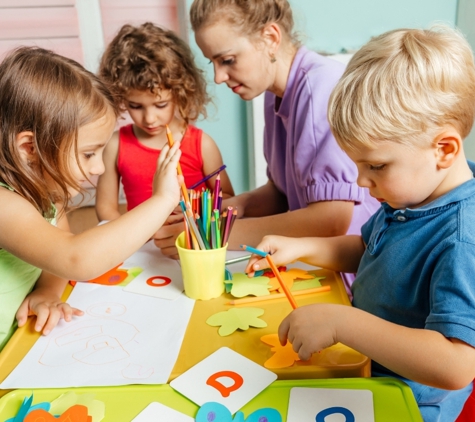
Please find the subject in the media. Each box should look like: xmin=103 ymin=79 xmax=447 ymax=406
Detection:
xmin=117 ymin=124 xmax=206 ymax=211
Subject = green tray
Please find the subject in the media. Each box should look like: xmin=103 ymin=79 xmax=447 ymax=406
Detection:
xmin=0 ymin=377 xmax=422 ymax=421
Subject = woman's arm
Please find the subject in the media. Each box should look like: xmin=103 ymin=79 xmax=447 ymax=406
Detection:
xmin=200 ymin=132 xmax=234 ymax=198
xmin=95 ymin=131 xmax=122 ymax=221
xmin=225 ymin=199 xmax=354 ymax=249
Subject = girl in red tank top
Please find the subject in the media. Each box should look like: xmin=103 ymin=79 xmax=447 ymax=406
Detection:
xmin=96 ymin=22 xmax=234 ymax=227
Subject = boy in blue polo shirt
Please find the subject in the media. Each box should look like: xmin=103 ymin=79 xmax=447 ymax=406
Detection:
xmin=246 ymin=26 xmax=475 ymax=421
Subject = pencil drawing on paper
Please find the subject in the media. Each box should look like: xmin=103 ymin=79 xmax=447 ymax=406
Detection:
xmin=37 ymin=301 xmax=155 ymax=379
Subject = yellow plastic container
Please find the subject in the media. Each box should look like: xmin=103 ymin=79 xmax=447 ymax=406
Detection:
xmin=175 ymin=231 xmax=227 ymax=300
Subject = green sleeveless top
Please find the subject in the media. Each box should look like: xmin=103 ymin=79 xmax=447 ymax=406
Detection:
xmin=0 ymin=182 xmax=57 ymax=351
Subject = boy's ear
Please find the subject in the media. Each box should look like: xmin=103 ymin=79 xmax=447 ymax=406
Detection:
xmin=15 ymin=131 xmax=37 ymax=164
xmin=435 ymin=127 xmax=463 ymax=169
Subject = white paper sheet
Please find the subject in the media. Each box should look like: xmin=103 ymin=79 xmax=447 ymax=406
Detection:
xmin=123 ymin=241 xmax=184 ymax=300
xmin=0 ymin=283 xmax=194 ymax=388
xmin=131 ymin=402 xmax=194 ymax=421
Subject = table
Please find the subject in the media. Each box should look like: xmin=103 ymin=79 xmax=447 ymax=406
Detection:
xmin=0 ymin=378 xmax=422 ymax=421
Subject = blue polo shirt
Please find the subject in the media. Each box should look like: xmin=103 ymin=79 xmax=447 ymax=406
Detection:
xmin=352 ymin=164 xmax=475 ymax=421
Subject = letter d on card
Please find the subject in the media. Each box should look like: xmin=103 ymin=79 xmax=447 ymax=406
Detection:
xmin=170 ymin=347 xmax=277 ymax=414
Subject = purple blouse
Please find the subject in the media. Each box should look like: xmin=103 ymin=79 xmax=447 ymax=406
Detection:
xmin=263 ymin=46 xmax=379 ymax=236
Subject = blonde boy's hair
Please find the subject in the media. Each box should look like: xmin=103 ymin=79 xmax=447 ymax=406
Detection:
xmin=328 ymin=26 xmax=475 ymax=151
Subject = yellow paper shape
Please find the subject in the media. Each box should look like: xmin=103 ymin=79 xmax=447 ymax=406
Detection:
xmin=229 ymin=273 xmax=271 ymax=297
xmin=268 ymin=269 xmax=315 ymax=292
xmin=290 ymin=276 xmax=325 ymax=291
xmin=261 ymin=333 xmax=300 ymax=368
xmin=49 ymin=392 xmax=105 ymax=422
xmin=206 ymin=307 xmax=267 ymax=336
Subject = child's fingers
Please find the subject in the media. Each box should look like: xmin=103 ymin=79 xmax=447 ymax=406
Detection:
xmin=245 ymin=256 xmax=268 ymax=275
xmin=15 ymin=300 xmax=31 ymax=327
xmin=278 ymin=314 xmax=291 ymax=346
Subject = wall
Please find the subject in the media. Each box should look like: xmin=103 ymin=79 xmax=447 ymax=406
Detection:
xmin=184 ymin=0 xmax=461 ymax=193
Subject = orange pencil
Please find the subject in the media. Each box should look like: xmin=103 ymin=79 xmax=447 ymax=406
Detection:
xmin=226 ymin=285 xmax=331 ymax=305
xmin=166 ymin=125 xmax=190 ymax=206
xmin=241 ymin=245 xmax=299 ymax=309
xmin=266 ymin=255 xmax=299 ymax=309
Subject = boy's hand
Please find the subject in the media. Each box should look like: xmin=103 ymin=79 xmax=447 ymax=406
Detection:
xmin=16 ymin=287 xmax=84 ymax=335
xmin=245 ymin=235 xmax=301 ymax=276
xmin=153 ymin=221 xmax=183 ymax=259
xmin=152 ymin=142 xmax=183 ymax=206
xmin=278 ymin=304 xmax=339 ymax=361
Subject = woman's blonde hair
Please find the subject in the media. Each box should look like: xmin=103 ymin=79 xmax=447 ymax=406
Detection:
xmin=99 ymin=22 xmax=209 ymax=123
xmin=190 ymin=0 xmax=300 ymax=47
xmin=0 ymin=46 xmax=120 ymax=218
xmin=329 ymin=26 xmax=475 ymax=152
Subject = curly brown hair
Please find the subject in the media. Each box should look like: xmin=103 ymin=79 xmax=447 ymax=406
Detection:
xmin=99 ymin=22 xmax=210 ymax=124
xmin=0 ymin=46 xmax=120 ymax=218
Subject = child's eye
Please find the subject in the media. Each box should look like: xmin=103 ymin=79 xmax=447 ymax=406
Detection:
xmin=369 ymin=164 xmax=386 ymax=171
xmin=83 ymin=153 xmax=95 ymax=159
xmin=221 ymin=58 xmax=234 ymax=66
xmin=155 ymin=102 xmax=168 ymax=109
xmin=128 ymin=104 xmax=141 ymax=109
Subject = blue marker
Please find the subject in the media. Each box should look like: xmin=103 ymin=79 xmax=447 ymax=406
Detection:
xmin=240 ymin=244 xmax=268 ymax=258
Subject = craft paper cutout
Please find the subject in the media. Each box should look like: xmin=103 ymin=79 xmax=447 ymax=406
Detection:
xmin=24 ymin=405 xmax=91 ymax=422
xmin=195 ymin=402 xmax=282 ymax=422
xmin=290 ymin=276 xmax=325 ymax=291
xmin=71 ymin=266 xmax=142 ymax=287
xmin=7 ymin=400 xmax=51 ymax=422
xmin=286 ymin=387 xmax=374 ymax=422
xmin=131 ymin=402 xmax=193 ymax=421
xmin=0 ymin=282 xmax=194 ymax=389
xmin=260 ymin=334 xmax=300 ymax=369
xmin=267 ymin=269 xmax=315 ymax=292
xmin=49 ymin=392 xmax=104 ymax=422
xmin=170 ymin=347 xmax=277 ymax=414
xmin=261 ymin=266 xmax=286 ymax=278
xmin=228 ymin=273 xmax=271 ymax=298
xmin=206 ymin=308 xmax=267 ymax=336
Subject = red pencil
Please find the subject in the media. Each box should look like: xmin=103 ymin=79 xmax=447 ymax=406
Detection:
xmin=212 ymin=174 xmax=221 ymax=210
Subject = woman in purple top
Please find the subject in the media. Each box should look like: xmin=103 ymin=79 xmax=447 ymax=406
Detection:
xmin=155 ymin=0 xmax=379 ymax=288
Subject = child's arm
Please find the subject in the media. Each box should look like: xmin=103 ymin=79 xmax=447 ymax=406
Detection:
xmin=0 ymin=143 xmax=182 ymax=281
xmin=245 ymin=234 xmax=365 ymax=276
xmin=95 ymin=131 xmax=122 ymax=222
xmin=279 ymin=304 xmax=475 ymax=390
xmin=201 ymin=132 xmax=234 ymax=198
xmin=16 ymin=209 xmax=83 ymax=335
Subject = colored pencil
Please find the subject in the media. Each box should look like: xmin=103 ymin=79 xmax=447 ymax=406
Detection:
xmin=195 ymin=214 xmax=211 ymax=250
xmin=240 ymin=245 xmax=268 ymax=258
xmin=165 ymin=125 xmax=190 ymax=205
xmin=226 ymin=285 xmax=331 ymax=305
xmin=225 ymin=254 xmax=252 ymax=265
xmin=188 ymin=164 xmax=227 ymax=189
xmin=212 ymin=174 xmax=221 ymax=210
xmin=222 ymin=206 xmax=233 ymax=245
xmin=266 ymin=254 xmax=299 ymax=309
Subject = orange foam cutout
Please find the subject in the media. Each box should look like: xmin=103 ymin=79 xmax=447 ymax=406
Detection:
xmin=261 ymin=333 xmax=300 ymax=368
xmin=267 ymin=268 xmax=315 ymax=292
xmin=24 ymin=404 xmax=92 ymax=422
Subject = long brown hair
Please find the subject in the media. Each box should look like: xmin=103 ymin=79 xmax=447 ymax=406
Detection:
xmin=0 ymin=46 xmax=121 ymax=218
xmin=190 ymin=0 xmax=300 ymax=47
xmin=99 ymin=22 xmax=209 ymax=123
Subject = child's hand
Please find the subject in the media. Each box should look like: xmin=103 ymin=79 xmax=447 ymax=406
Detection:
xmin=245 ymin=235 xmax=300 ymax=276
xmin=165 ymin=204 xmax=185 ymax=225
xmin=16 ymin=287 xmax=84 ymax=335
xmin=152 ymin=142 xmax=183 ymax=206
xmin=278 ymin=304 xmax=339 ymax=361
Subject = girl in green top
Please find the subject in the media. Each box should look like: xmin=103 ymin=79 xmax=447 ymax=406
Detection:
xmin=0 ymin=47 xmax=183 ymax=350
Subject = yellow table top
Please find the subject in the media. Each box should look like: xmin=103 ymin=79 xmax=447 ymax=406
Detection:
xmin=0 ymin=265 xmax=369 ymax=398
